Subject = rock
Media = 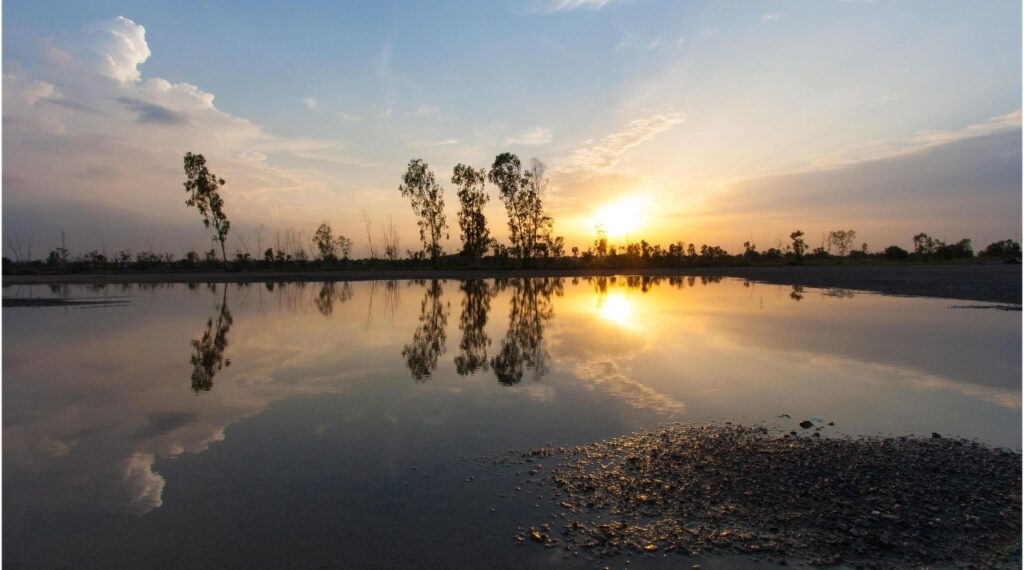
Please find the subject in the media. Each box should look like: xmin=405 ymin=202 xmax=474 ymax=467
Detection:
xmin=799 ymin=420 xmax=814 ymax=429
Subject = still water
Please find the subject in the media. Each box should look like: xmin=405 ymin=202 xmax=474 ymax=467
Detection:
xmin=3 ymin=277 xmax=1020 ymax=568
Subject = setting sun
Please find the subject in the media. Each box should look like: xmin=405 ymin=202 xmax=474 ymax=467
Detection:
xmin=592 ymin=197 xmax=649 ymax=240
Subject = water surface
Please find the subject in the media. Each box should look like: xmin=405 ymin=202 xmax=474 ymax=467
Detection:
xmin=4 ymin=277 xmax=1020 ymax=568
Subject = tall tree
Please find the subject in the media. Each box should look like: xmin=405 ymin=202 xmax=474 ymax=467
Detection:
xmin=399 ymin=159 xmax=449 ymax=267
xmin=488 ymin=153 xmax=553 ymax=266
xmin=183 ymin=152 xmax=231 ymax=264
xmin=452 ymin=163 xmax=491 ymax=264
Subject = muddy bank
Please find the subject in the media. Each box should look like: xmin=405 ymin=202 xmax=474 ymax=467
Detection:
xmin=500 ymin=424 xmax=1021 ymax=568
xmin=3 ymin=264 xmax=1020 ymax=303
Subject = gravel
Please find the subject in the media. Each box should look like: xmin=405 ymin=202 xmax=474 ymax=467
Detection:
xmin=501 ymin=424 xmax=1021 ymax=568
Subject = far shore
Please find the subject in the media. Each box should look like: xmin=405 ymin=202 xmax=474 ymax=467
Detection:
xmin=3 ymin=264 xmax=1020 ymax=304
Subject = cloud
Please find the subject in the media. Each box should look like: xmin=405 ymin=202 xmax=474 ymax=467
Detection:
xmin=540 ymin=0 xmax=620 ymax=12
xmin=119 ymin=453 xmax=165 ymax=515
xmin=82 ymin=16 xmax=150 ymax=83
xmin=701 ymin=126 xmax=1022 ymax=248
xmin=762 ymin=13 xmax=780 ymax=21
xmin=568 ymin=111 xmax=685 ymax=171
xmin=406 ymin=105 xmax=439 ymax=117
xmin=614 ymin=33 xmax=664 ymax=53
xmin=335 ymin=110 xmax=361 ymax=121
xmin=116 ymin=97 xmax=189 ymax=125
xmin=506 ymin=126 xmax=553 ymax=146
xmin=806 ymin=109 xmax=1021 ymax=169
xmin=4 ymin=15 xmax=377 ymax=255
xmin=302 ymin=96 xmax=321 ymax=112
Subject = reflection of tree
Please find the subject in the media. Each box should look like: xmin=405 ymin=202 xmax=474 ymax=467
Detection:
xmin=454 ymin=280 xmax=495 ymax=375
xmin=491 ymin=278 xmax=563 ymax=385
xmin=313 ymin=281 xmax=353 ymax=317
xmin=402 ymin=280 xmax=449 ymax=382
xmin=823 ymin=288 xmax=856 ymax=299
xmin=190 ymin=285 xmax=233 ymax=393
xmin=790 ymin=285 xmax=804 ymax=301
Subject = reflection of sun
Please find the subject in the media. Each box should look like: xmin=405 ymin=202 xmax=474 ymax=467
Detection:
xmin=595 ymin=291 xmax=635 ymax=327
xmin=592 ymin=197 xmax=647 ymax=239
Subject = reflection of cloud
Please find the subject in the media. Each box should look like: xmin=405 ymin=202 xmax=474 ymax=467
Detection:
xmin=572 ymin=360 xmax=684 ymax=414
xmin=905 ymin=373 xmax=1021 ymax=410
xmin=120 ymin=453 xmax=165 ymax=515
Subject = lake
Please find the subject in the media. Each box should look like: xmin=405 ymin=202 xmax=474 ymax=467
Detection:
xmin=3 ymin=276 xmax=1020 ymax=568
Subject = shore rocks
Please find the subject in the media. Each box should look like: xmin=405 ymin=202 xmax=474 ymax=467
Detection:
xmin=507 ymin=424 xmax=1021 ymax=568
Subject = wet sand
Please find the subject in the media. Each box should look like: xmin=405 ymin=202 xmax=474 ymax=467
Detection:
xmin=3 ymin=264 xmax=1020 ymax=303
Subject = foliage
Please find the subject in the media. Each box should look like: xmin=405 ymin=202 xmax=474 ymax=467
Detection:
xmin=182 ymin=152 xmax=230 ymax=264
xmin=399 ymin=159 xmax=449 ymax=267
xmin=488 ymin=153 xmax=553 ymax=266
xmin=452 ymin=163 xmax=491 ymax=263
xmin=980 ymin=239 xmax=1022 ymax=261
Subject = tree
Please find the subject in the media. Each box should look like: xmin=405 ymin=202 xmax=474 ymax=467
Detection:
xmin=313 ymin=221 xmax=352 ymax=261
xmin=912 ymin=232 xmax=938 ymax=257
xmin=183 ymin=152 xmax=230 ymax=264
xmin=980 ymin=239 xmax=1022 ymax=261
xmin=488 ymin=153 xmax=553 ymax=266
xmin=594 ymin=226 xmax=609 ymax=257
xmin=399 ymin=159 xmax=449 ymax=267
xmin=381 ymin=215 xmax=401 ymax=261
xmin=827 ymin=229 xmax=856 ymax=257
xmin=884 ymin=245 xmax=910 ymax=261
xmin=452 ymin=163 xmax=491 ymax=264
xmin=789 ymin=231 xmax=806 ymax=260
xmin=313 ymin=222 xmax=337 ymax=261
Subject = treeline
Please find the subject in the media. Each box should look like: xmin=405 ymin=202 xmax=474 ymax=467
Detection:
xmin=4 ymin=150 xmax=1021 ymax=273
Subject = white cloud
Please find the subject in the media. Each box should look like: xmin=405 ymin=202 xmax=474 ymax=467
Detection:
xmin=569 ymin=111 xmax=685 ymax=171
xmin=541 ymin=0 xmax=619 ymax=12
xmin=762 ymin=13 xmax=780 ymax=21
xmin=406 ymin=105 xmax=439 ymax=117
xmin=335 ymin=110 xmax=361 ymax=121
xmin=82 ymin=16 xmax=150 ymax=83
xmin=506 ymin=126 xmax=553 ymax=145
xmin=615 ymin=33 xmax=664 ymax=53
xmin=302 ymin=96 xmax=321 ymax=112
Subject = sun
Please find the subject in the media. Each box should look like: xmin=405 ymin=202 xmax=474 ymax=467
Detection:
xmin=592 ymin=197 xmax=647 ymax=240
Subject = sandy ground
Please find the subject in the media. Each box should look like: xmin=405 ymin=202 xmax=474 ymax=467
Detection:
xmin=3 ymin=264 xmax=1020 ymax=304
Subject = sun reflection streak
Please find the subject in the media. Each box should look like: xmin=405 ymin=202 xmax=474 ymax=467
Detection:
xmin=595 ymin=291 xmax=636 ymax=328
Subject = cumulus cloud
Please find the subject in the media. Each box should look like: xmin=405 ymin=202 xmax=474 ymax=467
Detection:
xmin=568 ymin=111 xmax=684 ymax=171
xmin=505 ymin=126 xmax=553 ymax=145
xmin=116 ymin=97 xmax=189 ymax=125
xmin=4 ymin=15 xmax=375 ymax=256
xmin=82 ymin=16 xmax=150 ymax=83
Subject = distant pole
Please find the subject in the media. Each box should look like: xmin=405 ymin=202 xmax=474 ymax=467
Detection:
xmin=61 ymin=232 xmax=66 ymax=252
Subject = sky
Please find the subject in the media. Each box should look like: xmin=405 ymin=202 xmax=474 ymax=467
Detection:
xmin=3 ymin=0 xmax=1021 ymax=259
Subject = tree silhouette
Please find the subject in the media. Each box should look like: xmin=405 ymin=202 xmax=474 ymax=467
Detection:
xmin=402 ymin=280 xmax=449 ymax=381
xmin=182 ymin=153 xmax=230 ymax=264
xmin=399 ymin=159 xmax=449 ymax=267
xmin=488 ymin=154 xmax=553 ymax=266
xmin=190 ymin=285 xmax=233 ymax=392
xmin=452 ymin=164 xmax=491 ymax=265
xmin=490 ymin=278 xmax=562 ymax=385
xmin=454 ymin=280 xmax=495 ymax=375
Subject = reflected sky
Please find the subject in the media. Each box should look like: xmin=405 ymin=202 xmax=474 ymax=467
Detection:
xmin=3 ymin=277 xmax=1020 ymax=568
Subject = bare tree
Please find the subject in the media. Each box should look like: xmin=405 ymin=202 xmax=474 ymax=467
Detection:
xmin=361 ymin=209 xmax=377 ymax=259
xmin=381 ymin=214 xmax=401 ymax=261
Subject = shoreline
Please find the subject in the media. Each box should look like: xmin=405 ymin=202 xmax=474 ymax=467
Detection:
xmin=3 ymin=264 xmax=1020 ymax=304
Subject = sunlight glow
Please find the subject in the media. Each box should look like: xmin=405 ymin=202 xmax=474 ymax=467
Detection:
xmin=592 ymin=197 xmax=648 ymax=239
xmin=595 ymin=291 xmax=635 ymax=327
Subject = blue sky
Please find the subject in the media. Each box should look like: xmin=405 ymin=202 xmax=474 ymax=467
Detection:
xmin=3 ymin=0 xmax=1021 ymax=257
